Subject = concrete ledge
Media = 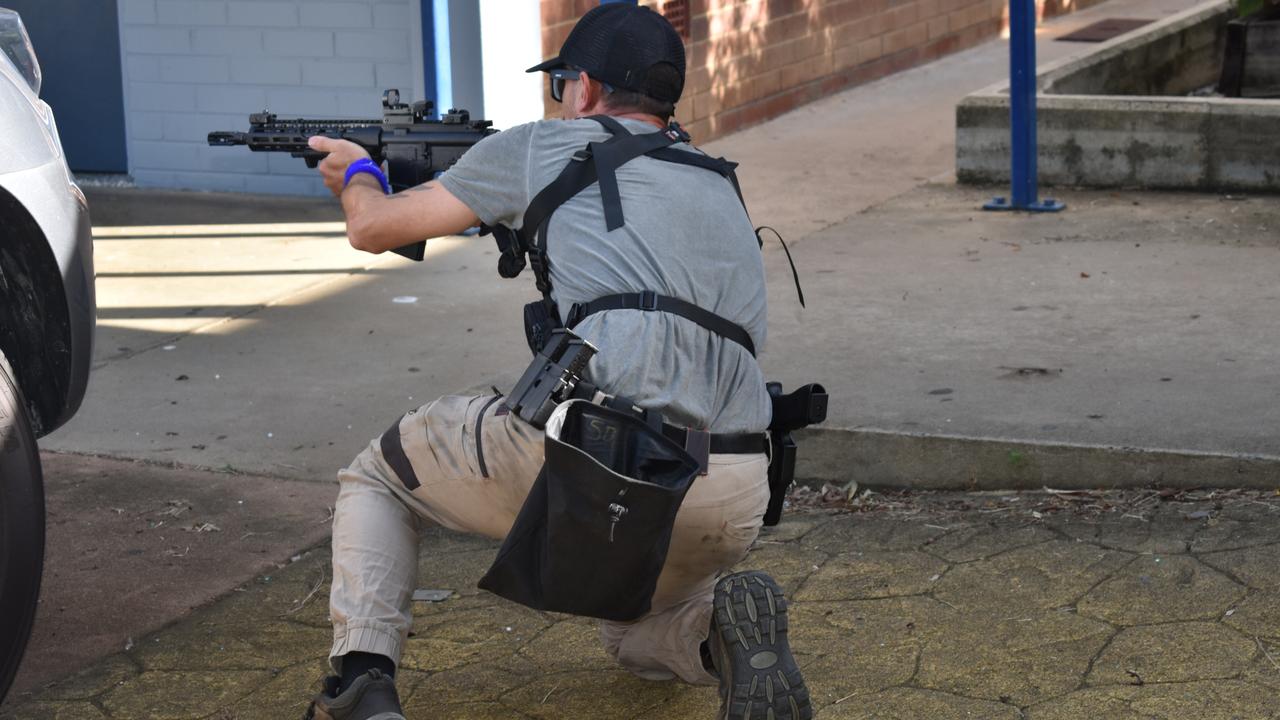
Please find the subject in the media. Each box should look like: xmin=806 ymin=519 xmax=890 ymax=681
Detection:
xmin=956 ymin=0 xmax=1280 ymax=193
xmin=798 ymin=427 xmax=1280 ymax=490
xmin=1038 ymin=0 xmax=1228 ymax=96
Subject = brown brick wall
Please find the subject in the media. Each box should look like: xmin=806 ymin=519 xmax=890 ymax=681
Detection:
xmin=539 ymin=0 xmax=1108 ymax=142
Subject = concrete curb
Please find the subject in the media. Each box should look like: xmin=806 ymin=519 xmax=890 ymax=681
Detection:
xmin=49 ymin=431 xmax=1280 ymax=493
xmin=797 ymin=426 xmax=1280 ymax=490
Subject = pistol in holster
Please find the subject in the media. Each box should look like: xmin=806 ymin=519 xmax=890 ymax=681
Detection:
xmin=764 ymin=382 xmax=828 ymax=526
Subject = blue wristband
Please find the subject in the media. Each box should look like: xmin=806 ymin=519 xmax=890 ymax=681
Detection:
xmin=343 ymin=157 xmax=391 ymax=194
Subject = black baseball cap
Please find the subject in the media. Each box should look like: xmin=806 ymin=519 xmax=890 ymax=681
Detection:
xmin=526 ymin=4 xmax=685 ymax=104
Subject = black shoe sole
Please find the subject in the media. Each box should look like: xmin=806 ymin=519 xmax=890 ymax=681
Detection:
xmin=712 ymin=571 xmax=813 ymax=720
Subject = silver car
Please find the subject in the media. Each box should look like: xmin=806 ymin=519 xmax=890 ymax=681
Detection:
xmin=0 ymin=7 xmax=95 ymax=702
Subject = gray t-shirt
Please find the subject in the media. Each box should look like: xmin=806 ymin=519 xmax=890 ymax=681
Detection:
xmin=439 ymin=117 xmax=770 ymax=433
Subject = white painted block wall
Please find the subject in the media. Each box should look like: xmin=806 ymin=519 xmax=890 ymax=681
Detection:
xmin=119 ymin=0 xmax=418 ymax=195
xmin=478 ymin=0 xmax=542 ymax=130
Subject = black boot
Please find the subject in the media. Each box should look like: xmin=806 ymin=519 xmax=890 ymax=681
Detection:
xmin=303 ymin=669 xmax=405 ymax=720
xmin=708 ymin=571 xmax=812 ymax=720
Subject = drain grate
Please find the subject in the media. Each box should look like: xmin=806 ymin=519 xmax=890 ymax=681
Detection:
xmin=1057 ymin=18 xmax=1154 ymax=43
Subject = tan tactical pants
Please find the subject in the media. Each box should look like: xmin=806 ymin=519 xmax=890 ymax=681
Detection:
xmin=328 ymin=394 xmax=770 ymax=685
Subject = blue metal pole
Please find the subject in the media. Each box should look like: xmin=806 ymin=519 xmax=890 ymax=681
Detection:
xmin=985 ymin=0 xmax=1064 ymax=212
xmin=1010 ymin=0 xmax=1034 ymax=207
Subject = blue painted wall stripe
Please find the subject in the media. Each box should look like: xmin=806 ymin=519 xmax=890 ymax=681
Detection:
xmin=433 ymin=0 xmax=453 ymax=114
xmin=420 ymin=0 xmax=436 ymax=109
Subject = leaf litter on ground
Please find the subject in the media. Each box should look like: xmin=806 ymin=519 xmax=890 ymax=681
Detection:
xmin=785 ymin=483 xmax=1278 ymax=524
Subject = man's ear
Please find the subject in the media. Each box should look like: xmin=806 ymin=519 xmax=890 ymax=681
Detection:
xmin=574 ymin=70 xmax=599 ymax=115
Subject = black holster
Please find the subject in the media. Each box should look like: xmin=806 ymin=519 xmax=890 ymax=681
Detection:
xmin=764 ymin=383 xmax=828 ymax=526
xmin=478 ymin=400 xmax=700 ymax=621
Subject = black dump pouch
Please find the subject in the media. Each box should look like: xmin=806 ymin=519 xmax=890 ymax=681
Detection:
xmin=763 ymin=383 xmax=829 ymax=527
xmin=478 ymin=400 xmax=700 ymax=621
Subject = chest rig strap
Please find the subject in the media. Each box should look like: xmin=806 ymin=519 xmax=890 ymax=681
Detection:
xmin=500 ymin=116 xmax=758 ymax=355
xmin=563 ymin=290 xmax=756 ymax=356
xmin=521 ymin=116 xmax=690 ymax=294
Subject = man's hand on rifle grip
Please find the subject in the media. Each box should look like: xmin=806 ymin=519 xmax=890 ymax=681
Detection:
xmin=308 ymin=135 xmax=373 ymax=197
xmin=306 ymin=134 xmax=480 ymax=256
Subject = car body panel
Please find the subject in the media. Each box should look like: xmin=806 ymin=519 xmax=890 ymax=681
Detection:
xmin=0 ymin=30 xmax=95 ymax=436
xmin=0 ymin=70 xmax=61 ymax=174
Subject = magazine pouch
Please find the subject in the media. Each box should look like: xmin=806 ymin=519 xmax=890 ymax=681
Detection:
xmin=478 ymin=400 xmax=699 ymax=621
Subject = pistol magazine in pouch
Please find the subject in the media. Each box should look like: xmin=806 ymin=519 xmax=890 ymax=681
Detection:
xmin=502 ymin=329 xmax=598 ymax=430
xmin=478 ymin=400 xmax=700 ymax=621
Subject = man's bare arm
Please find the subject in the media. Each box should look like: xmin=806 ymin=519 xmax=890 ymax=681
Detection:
xmin=309 ymin=136 xmax=480 ymax=255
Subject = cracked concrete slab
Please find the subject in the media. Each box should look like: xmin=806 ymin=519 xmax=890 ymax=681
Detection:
xmin=820 ymin=686 xmax=1022 ymax=720
xmin=1087 ymin=622 xmax=1257 ymax=685
xmin=1046 ymin=515 xmax=1198 ymax=555
xmin=791 ymin=597 xmax=942 ymax=703
xmin=4 ymin=489 xmax=1277 ymax=719
xmin=795 ymin=550 xmax=949 ymax=602
xmin=916 ymin=610 xmax=1114 ymax=706
xmin=1223 ymin=591 xmax=1280 ymax=640
xmin=1078 ymin=555 xmax=1247 ymax=625
xmin=931 ymin=540 xmax=1132 ymax=612
xmin=921 ymin=523 xmax=1058 ymax=564
xmin=1241 ymin=638 xmax=1280 ymax=693
xmin=1127 ymin=680 xmax=1280 ymax=719
xmin=1190 ymin=518 xmax=1280 ymax=554
xmin=1201 ymin=544 xmax=1280 ymax=590
xmin=100 ymin=669 xmax=274 ymax=719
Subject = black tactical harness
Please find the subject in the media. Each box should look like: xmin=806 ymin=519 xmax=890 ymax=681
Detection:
xmin=487 ymin=115 xmax=800 ymax=356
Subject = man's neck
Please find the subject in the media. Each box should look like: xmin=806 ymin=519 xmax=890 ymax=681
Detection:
xmin=581 ymin=110 xmax=666 ymax=130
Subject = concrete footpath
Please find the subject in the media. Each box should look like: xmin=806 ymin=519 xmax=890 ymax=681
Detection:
xmin=6 ymin=0 xmax=1279 ymax=714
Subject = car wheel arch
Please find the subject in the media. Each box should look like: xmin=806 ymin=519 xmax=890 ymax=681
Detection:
xmin=0 ymin=184 xmax=72 ymax=437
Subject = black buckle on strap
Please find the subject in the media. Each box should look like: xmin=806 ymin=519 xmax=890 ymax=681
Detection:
xmin=639 ymin=290 xmax=658 ymax=311
xmin=564 ymin=302 xmax=586 ymax=328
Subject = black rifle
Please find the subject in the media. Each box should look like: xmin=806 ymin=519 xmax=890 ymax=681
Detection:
xmin=208 ymin=88 xmax=497 ymax=261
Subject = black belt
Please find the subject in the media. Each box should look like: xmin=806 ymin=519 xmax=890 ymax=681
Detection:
xmin=661 ymin=424 xmax=768 ymax=455
xmin=568 ymin=383 xmax=768 ymax=456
